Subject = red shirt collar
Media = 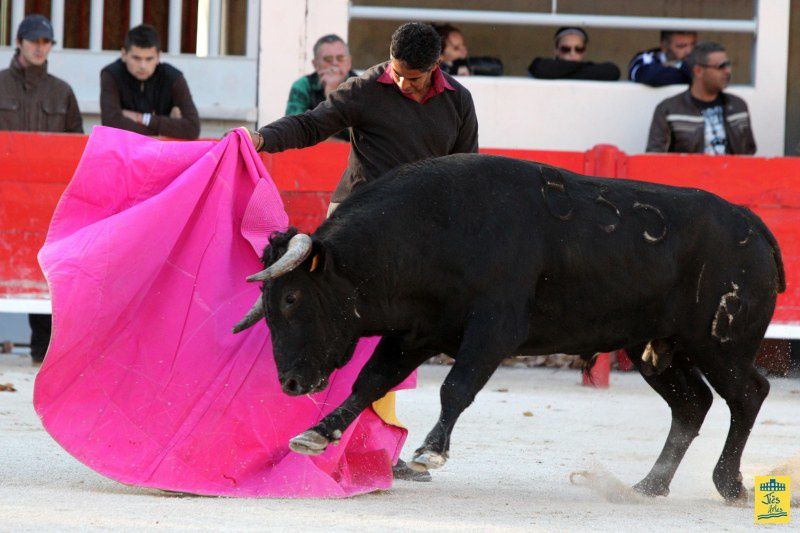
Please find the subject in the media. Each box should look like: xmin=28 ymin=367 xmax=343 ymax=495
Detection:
xmin=377 ymin=63 xmax=454 ymax=104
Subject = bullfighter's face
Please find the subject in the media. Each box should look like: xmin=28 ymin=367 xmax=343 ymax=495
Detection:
xmin=264 ymin=261 xmax=359 ymax=396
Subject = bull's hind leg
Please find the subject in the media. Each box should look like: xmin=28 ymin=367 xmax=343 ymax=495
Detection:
xmin=696 ymin=344 xmax=770 ymax=502
xmin=631 ymin=348 xmax=713 ymax=497
xmin=411 ymin=302 xmax=528 ymax=471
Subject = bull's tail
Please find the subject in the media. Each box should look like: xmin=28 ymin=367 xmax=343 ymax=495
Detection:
xmin=739 ymin=207 xmax=786 ymax=293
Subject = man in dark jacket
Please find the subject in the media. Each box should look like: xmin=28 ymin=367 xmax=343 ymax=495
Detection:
xmin=646 ymin=41 xmax=755 ymax=155
xmin=0 ymin=14 xmax=83 ymax=364
xmin=629 ymin=30 xmax=697 ymax=87
xmin=0 ymin=14 xmax=83 ymax=133
xmin=241 ymin=22 xmax=478 ymax=482
xmin=528 ymin=27 xmax=620 ymax=81
xmin=100 ymin=24 xmax=200 ymax=140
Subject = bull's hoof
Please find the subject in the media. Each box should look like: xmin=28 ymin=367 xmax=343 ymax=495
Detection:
xmin=289 ymin=429 xmax=329 ymax=455
xmin=720 ymin=482 xmax=748 ymax=505
xmin=410 ymin=450 xmax=448 ymax=471
xmin=633 ymin=478 xmax=670 ymax=497
xmin=715 ymin=470 xmax=747 ymax=504
xmin=393 ymin=459 xmax=432 ymax=482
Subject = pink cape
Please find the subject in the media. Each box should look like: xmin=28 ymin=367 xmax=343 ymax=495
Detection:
xmin=33 ymin=127 xmax=411 ymax=498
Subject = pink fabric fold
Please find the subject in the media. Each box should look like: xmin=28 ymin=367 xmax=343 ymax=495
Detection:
xmin=33 ymin=127 xmax=411 ymax=498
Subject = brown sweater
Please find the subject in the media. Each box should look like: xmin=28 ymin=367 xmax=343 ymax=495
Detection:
xmin=0 ymin=54 xmax=83 ymax=133
xmin=259 ymin=62 xmax=479 ymax=202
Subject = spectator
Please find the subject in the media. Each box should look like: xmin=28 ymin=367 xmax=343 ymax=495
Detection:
xmin=433 ymin=23 xmax=503 ymax=77
xmin=629 ymin=30 xmax=697 ymax=86
xmin=241 ymin=22 xmax=478 ymax=482
xmin=528 ymin=27 xmax=620 ymax=81
xmin=285 ymin=34 xmax=357 ymax=141
xmin=0 ymin=14 xmax=83 ymax=364
xmin=646 ymin=41 xmax=755 ymax=155
xmin=433 ymin=23 xmax=469 ymax=75
xmin=100 ymin=24 xmax=200 ymax=139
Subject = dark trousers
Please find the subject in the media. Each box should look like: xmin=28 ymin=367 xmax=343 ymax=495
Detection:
xmin=28 ymin=313 xmax=52 ymax=362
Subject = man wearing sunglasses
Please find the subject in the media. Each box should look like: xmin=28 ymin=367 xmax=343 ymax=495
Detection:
xmin=285 ymin=34 xmax=356 ymax=142
xmin=528 ymin=27 xmax=620 ymax=81
xmin=646 ymin=41 xmax=755 ymax=155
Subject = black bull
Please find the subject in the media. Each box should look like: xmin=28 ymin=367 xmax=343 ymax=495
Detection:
xmin=234 ymin=153 xmax=785 ymax=502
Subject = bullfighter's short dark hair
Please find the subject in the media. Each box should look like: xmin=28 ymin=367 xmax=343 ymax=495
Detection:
xmin=685 ymin=41 xmax=727 ymax=73
xmin=124 ymin=24 xmax=161 ymax=51
xmin=390 ymin=22 xmax=441 ymax=71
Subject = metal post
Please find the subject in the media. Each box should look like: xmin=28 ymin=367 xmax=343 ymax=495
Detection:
xmin=245 ymin=0 xmax=259 ymax=58
xmin=168 ymin=0 xmax=182 ymax=54
xmin=51 ymin=0 xmax=64 ymax=49
xmin=208 ymin=0 xmax=221 ymax=56
xmin=11 ymin=0 xmax=23 ymax=42
xmin=130 ymin=0 xmax=144 ymax=28
xmin=90 ymin=0 xmax=104 ymax=51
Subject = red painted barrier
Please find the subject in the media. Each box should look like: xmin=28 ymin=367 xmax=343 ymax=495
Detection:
xmin=1 ymin=133 xmax=798 ymax=334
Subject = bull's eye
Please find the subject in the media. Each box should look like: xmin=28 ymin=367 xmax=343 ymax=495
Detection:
xmin=282 ymin=290 xmax=300 ymax=312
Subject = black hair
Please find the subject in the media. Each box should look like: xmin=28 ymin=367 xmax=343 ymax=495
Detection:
xmin=124 ymin=24 xmax=161 ymax=51
xmin=431 ymin=23 xmax=462 ymax=54
xmin=660 ymin=30 xmax=697 ymax=44
xmin=685 ymin=41 xmax=726 ymax=72
xmin=313 ymin=34 xmax=347 ymax=58
xmin=389 ymin=22 xmax=441 ymax=71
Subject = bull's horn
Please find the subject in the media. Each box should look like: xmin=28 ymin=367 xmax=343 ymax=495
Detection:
xmin=232 ymin=294 xmax=265 ymax=333
xmin=247 ymin=234 xmax=313 ymax=282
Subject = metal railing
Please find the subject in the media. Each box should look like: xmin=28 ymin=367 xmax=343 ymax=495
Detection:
xmin=348 ymin=5 xmax=757 ymax=34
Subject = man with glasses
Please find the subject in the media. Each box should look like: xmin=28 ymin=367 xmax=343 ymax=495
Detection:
xmin=646 ymin=41 xmax=755 ymax=154
xmin=285 ymin=34 xmax=357 ymax=141
xmin=528 ymin=27 xmax=620 ymax=80
xmin=0 ymin=13 xmax=83 ymax=365
xmin=629 ymin=30 xmax=697 ymax=87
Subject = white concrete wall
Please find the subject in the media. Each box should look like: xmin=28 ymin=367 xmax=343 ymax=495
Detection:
xmin=458 ymin=77 xmax=775 ymax=155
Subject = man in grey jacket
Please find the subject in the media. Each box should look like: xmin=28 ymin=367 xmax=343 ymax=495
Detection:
xmin=646 ymin=41 xmax=755 ymax=155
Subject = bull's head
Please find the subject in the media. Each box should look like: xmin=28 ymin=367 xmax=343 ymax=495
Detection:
xmin=233 ymin=228 xmax=359 ymax=396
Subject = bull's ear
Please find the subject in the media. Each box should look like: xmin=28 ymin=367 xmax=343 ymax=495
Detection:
xmin=308 ymin=239 xmax=327 ymax=273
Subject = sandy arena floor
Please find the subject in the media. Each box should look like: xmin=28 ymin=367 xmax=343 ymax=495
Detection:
xmin=1 ymin=353 xmax=798 ymax=531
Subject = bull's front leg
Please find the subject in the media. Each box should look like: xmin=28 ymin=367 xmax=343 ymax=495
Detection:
xmin=289 ymin=336 xmax=433 ymax=455
xmin=411 ymin=302 xmax=528 ymax=472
